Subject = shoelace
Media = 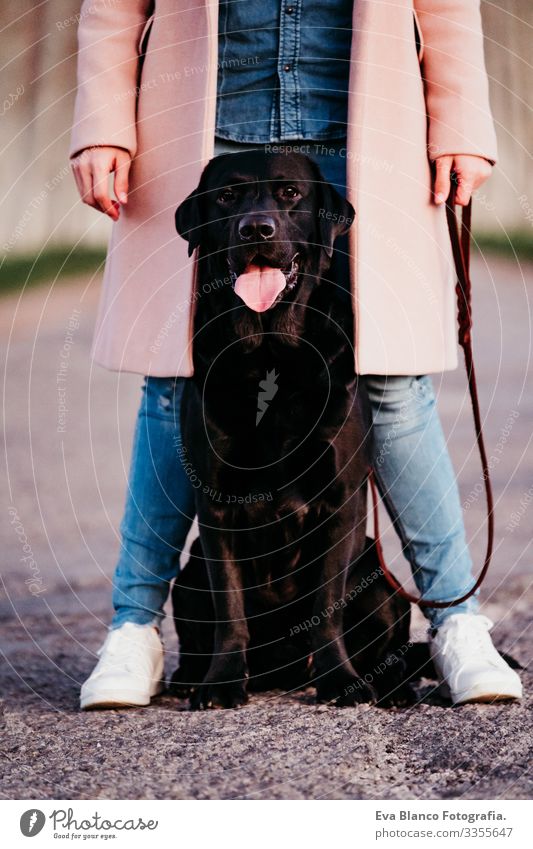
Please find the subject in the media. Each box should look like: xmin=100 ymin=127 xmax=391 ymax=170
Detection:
xmin=97 ymin=628 xmax=160 ymax=676
xmin=440 ymin=617 xmax=494 ymax=664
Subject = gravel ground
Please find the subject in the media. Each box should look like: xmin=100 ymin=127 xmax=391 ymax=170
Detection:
xmin=1 ymin=256 xmax=532 ymax=799
xmin=0 ymin=581 xmax=531 ymax=800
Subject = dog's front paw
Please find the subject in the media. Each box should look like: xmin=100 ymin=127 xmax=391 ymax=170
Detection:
xmin=190 ymin=680 xmax=249 ymax=711
xmin=168 ymin=667 xmax=194 ymax=699
xmin=316 ymin=673 xmax=377 ymax=707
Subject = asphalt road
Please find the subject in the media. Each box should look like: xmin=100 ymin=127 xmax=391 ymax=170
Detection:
xmin=1 ymin=255 xmax=532 ymax=799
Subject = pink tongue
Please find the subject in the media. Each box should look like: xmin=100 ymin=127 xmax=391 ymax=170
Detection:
xmin=234 ymin=264 xmax=286 ymax=312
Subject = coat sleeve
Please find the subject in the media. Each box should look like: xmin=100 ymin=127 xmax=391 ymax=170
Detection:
xmin=69 ymin=0 xmax=154 ymax=159
xmin=414 ymin=0 xmax=498 ymax=163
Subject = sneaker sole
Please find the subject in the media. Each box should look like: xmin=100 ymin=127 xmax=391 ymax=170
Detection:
xmin=454 ymin=688 xmax=522 ymax=705
xmin=439 ymin=679 xmax=522 ymax=705
xmin=80 ymin=681 xmax=165 ymax=711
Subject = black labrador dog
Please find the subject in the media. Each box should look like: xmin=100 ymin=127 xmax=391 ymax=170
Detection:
xmin=171 ymin=151 xmax=419 ymax=709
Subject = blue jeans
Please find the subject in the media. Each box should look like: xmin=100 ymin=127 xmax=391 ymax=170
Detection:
xmin=112 ymin=377 xmax=196 ymax=628
xmin=111 ymin=138 xmax=478 ymax=630
xmin=365 ymin=374 xmax=478 ymax=628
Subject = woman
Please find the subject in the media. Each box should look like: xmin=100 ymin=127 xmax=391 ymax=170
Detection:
xmin=70 ymin=0 xmax=522 ymax=709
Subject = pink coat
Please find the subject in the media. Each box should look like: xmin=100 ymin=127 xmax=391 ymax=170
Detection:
xmin=70 ymin=0 xmax=497 ymax=376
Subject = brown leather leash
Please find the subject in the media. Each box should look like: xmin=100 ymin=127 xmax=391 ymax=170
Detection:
xmin=369 ymin=185 xmax=494 ymax=608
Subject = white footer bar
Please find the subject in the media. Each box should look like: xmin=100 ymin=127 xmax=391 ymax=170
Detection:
xmin=2 ymin=799 xmax=531 ymax=847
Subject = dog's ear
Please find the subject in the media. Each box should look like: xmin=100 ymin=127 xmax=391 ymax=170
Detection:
xmin=312 ymin=163 xmax=355 ymax=258
xmin=175 ymin=184 xmax=204 ymax=258
xmin=175 ymin=155 xmax=232 ymax=256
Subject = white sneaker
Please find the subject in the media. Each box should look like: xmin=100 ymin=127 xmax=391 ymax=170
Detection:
xmin=430 ymin=613 xmax=522 ymax=705
xmin=80 ymin=622 xmax=165 ymax=710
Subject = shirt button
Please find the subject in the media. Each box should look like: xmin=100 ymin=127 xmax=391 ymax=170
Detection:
xmin=283 ymin=64 xmax=291 ymax=72
xmin=286 ymin=5 xmax=295 ymax=12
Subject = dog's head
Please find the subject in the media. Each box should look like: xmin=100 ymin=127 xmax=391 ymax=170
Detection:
xmin=175 ymin=151 xmax=354 ymax=313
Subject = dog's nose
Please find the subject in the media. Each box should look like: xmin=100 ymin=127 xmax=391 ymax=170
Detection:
xmin=238 ymin=214 xmax=276 ymax=242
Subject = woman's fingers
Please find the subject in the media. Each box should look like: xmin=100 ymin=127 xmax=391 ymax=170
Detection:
xmin=70 ymin=159 xmax=86 ymax=201
xmin=71 ymin=149 xmax=96 ymax=208
xmin=433 ymin=155 xmax=453 ymax=205
xmin=113 ymin=150 xmax=131 ymax=205
xmin=454 ymin=175 xmax=474 ymax=206
xmin=70 ymin=146 xmax=132 ymax=219
xmin=91 ymin=152 xmax=119 ymax=219
xmin=453 ymin=155 xmax=493 ymax=206
xmin=433 ymin=154 xmax=493 ymax=206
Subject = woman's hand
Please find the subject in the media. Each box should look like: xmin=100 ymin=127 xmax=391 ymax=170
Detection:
xmin=71 ymin=146 xmax=132 ymax=221
xmin=433 ymin=154 xmax=492 ymax=207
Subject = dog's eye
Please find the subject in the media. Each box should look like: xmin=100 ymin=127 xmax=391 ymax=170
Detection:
xmin=218 ymin=188 xmax=236 ymax=204
xmin=277 ymin=185 xmax=300 ymax=201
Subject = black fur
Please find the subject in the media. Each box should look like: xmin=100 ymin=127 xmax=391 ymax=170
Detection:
xmin=171 ymin=537 xmax=425 ymax=707
xmin=172 ymin=152 xmax=417 ymax=709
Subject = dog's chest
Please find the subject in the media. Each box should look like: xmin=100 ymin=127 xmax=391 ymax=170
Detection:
xmin=204 ymin=351 xmax=352 ymax=455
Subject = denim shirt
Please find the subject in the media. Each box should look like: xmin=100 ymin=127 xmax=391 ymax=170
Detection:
xmin=216 ymin=1 xmax=354 ymax=143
